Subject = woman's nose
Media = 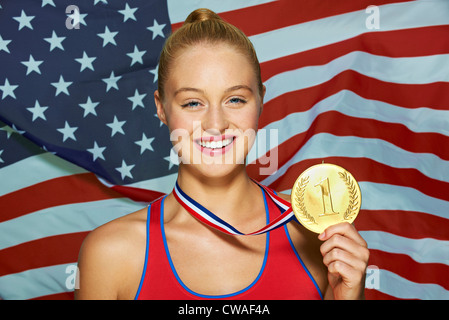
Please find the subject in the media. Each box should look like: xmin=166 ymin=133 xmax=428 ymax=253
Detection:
xmin=202 ymin=104 xmax=229 ymax=134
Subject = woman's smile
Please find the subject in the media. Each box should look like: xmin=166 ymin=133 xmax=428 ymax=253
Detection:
xmin=194 ymin=134 xmax=236 ymax=156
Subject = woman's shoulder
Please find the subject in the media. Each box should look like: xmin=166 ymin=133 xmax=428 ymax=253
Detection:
xmin=83 ymin=207 xmax=148 ymax=252
xmin=75 ymin=207 xmax=148 ymax=299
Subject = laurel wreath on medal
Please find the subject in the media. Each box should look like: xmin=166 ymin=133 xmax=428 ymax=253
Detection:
xmin=338 ymin=171 xmax=359 ymax=220
xmin=293 ymin=176 xmax=318 ymax=225
xmin=293 ymin=171 xmax=359 ymax=224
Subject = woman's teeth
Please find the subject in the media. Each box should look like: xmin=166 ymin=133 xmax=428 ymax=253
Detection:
xmin=198 ymin=138 xmax=233 ymax=149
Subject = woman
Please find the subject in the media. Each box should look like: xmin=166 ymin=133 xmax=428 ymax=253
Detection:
xmin=75 ymin=8 xmax=369 ymax=300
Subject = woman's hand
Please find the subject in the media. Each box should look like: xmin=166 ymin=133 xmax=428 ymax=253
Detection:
xmin=319 ymin=222 xmax=370 ymax=300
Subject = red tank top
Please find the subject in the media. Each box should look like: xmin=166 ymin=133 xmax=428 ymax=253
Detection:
xmin=135 ymin=191 xmax=323 ymax=300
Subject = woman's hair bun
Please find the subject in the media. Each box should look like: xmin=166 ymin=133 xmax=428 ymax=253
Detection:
xmin=184 ymin=8 xmax=222 ymax=24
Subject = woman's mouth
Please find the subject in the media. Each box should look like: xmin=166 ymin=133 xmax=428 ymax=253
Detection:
xmin=194 ymin=135 xmax=236 ymax=156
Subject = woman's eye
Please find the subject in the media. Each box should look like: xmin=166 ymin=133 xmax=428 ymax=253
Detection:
xmin=181 ymin=101 xmax=201 ymax=108
xmin=229 ymin=97 xmax=246 ymax=105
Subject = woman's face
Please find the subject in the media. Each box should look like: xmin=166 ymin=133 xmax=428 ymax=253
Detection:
xmin=155 ymin=42 xmax=264 ymax=178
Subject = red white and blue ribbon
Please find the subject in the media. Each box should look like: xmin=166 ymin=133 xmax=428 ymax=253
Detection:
xmin=173 ymin=180 xmax=296 ymax=236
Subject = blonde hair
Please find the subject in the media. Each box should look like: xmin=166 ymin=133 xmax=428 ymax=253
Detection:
xmin=157 ymin=8 xmax=263 ymax=100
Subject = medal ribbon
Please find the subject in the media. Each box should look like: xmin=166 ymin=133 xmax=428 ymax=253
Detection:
xmin=173 ymin=180 xmax=296 ymax=236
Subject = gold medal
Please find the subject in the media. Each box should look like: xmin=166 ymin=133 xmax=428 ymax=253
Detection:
xmin=290 ymin=163 xmax=362 ymax=234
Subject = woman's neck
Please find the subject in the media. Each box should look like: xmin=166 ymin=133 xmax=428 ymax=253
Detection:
xmin=174 ymin=164 xmax=262 ymax=222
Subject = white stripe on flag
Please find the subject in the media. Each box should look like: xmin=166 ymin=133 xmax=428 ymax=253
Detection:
xmin=0 ymin=152 xmax=87 ymax=196
xmin=167 ymin=0 xmax=276 ymax=24
xmin=264 ymin=52 xmax=449 ymax=103
xmin=359 ymin=182 xmax=449 ymax=220
xmin=373 ymin=268 xmax=449 ymax=300
xmin=258 ymin=90 xmax=449 ymax=136
xmin=118 ymin=172 xmax=178 ymax=194
xmin=259 ymin=133 xmax=449 ymax=184
xmin=360 ymin=230 xmax=449 ymax=265
xmin=250 ymin=0 xmax=449 ymax=63
xmin=280 ymin=181 xmax=449 ymax=221
xmin=0 ymin=263 xmax=75 ymax=300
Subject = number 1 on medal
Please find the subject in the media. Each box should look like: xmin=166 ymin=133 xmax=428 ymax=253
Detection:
xmin=315 ymin=177 xmax=339 ymax=216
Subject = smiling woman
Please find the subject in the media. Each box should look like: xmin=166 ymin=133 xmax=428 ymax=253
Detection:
xmin=74 ymin=8 xmax=369 ymax=300
xmin=155 ymin=31 xmax=265 ymax=173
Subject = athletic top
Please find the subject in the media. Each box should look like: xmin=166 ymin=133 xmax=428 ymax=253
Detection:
xmin=135 ymin=190 xmax=323 ymax=300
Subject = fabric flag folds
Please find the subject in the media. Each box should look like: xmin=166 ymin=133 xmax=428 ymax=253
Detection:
xmin=0 ymin=0 xmax=448 ymax=300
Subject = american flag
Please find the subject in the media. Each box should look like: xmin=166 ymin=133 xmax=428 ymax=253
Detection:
xmin=0 ymin=0 xmax=448 ymax=300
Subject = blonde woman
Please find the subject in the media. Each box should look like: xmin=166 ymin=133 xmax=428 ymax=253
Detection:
xmin=75 ymin=8 xmax=369 ymax=300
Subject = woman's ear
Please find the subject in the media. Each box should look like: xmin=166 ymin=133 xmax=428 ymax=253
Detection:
xmin=154 ymin=90 xmax=168 ymax=126
xmin=259 ymin=84 xmax=266 ymax=116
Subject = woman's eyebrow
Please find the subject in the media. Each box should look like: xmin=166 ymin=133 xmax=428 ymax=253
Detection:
xmin=225 ymin=85 xmax=253 ymax=93
xmin=174 ymin=85 xmax=253 ymax=97
xmin=174 ymin=87 xmax=204 ymax=97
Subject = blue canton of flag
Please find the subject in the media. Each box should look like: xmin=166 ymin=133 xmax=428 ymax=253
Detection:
xmin=0 ymin=0 xmax=174 ymax=186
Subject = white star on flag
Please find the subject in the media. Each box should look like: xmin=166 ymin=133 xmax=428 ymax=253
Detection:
xmin=135 ymin=133 xmax=155 ymax=154
xmin=87 ymin=141 xmax=106 ymax=161
xmin=116 ymin=160 xmax=135 ymax=180
xmin=57 ymin=121 xmax=78 ymax=142
xmin=51 ymin=75 xmax=72 ymax=96
xmin=106 ymin=116 xmax=126 ymax=137
xmin=27 ymin=100 xmax=49 ymax=121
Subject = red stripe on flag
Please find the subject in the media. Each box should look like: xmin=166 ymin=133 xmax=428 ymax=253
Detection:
xmin=111 ymin=184 xmax=165 ymax=203
xmin=354 ymin=210 xmax=449 ymax=241
xmin=172 ymin=0 xmax=415 ymax=36
xmin=368 ymin=249 xmax=449 ymax=291
xmin=259 ymin=71 xmax=449 ymax=129
xmin=260 ymin=25 xmax=449 ymax=81
xmin=30 ymin=292 xmax=74 ymax=300
xmin=0 ymin=173 xmax=122 ymax=223
xmin=249 ymin=157 xmax=449 ymax=204
xmin=274 ymin=111 xmax=449 ymax=160
xmin=0 ymin=232 xmax=88 ymax=277
xmin=365 ymin=289 xmax=405 ymax=300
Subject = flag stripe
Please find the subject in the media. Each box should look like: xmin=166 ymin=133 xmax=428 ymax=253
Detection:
xmin=0 ymin=263 xmax=75 ymax=300
xmin=263 ymin=53 xmax=449 ymax=106
xmin=368 ymin=249 xmax=449 ymax=291
xmin=222 ymin=0 xmax=417 ymax=37
xmin=260 ymin=25 xmax=449 ymax=81
xmin=365 ymin=289 xmax=403 ymax=300
xmin=355 ymin=209 xmax=449 ymax=241
xmin=0 ymin=198 xmax=144 ymax=250
xmin=0 ymin=232 xmax=88 ymax=277
xmin=250 ymin=156 xmax=449 ymax=205
xmin=271 ymin=88 xmax=449 ymax=135
xmin=259 ymin=74 xmax=449 ymax=130
xmin=258 ymin=134 xmax=449 ymax=185
xmin=167 ymin=0 xmax=277 ymax=25
xmin=171 ymin=0 xmax=416 ymax=36
xmin=360 ymin=230 xmax=449 ymax=265
xmin=30 ymin=292 xmax=74 ymax=300
xmin=0 ymin=152 xmax=88 ymax=197
xmin=359 ymin=182 xmax=449 ymax=220
xmin=265 ymin=111 xmax=449 ymax=160
xmin=374 ymin=268 xmax=449 ymax=300
xmin=0 ymin=173 xmax=122 ymax=223
xmin=249 ymin=0 xmax=449 ymax=63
